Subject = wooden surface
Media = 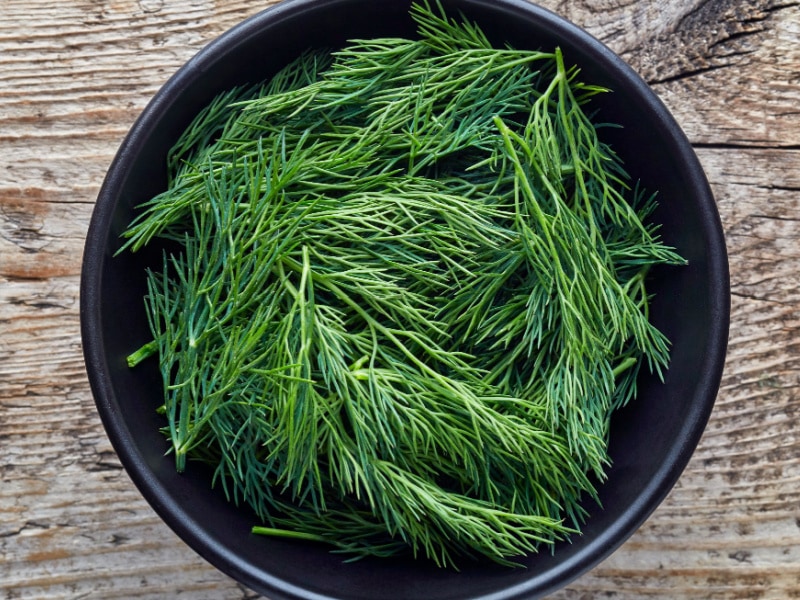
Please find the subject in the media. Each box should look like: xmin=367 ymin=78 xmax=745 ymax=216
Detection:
xmin=1 ymin=0 xmax=798 ymax=598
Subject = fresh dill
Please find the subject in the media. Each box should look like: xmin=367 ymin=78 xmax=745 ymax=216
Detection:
xmin=121 ymin=0 xmax=685 ymax=569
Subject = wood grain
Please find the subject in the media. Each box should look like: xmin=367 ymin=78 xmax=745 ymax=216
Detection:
xmin=1 ymin=0 xmax=798 ymax=598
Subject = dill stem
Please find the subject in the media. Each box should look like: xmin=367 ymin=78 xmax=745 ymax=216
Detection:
xmin=612 ymin=357 xmax=638 ymax=378
xmin=126 ymin=340 xmax=158 ymax=368
xmin=251 ymin=526 xmax=328 ymax=543
xmin=492 ymin=115 xmax=568 ymax=281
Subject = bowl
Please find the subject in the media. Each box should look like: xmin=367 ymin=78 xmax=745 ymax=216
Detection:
xmin=80 ymin=0 xmax=730 ymax=598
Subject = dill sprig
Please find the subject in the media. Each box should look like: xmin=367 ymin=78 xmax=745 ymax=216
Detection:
xmin=121 ymin=0 xmax=685 ymax=569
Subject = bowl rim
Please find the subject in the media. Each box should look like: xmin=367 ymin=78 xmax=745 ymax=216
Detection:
xmin=80 ymin=1 xmax=730 ymax=598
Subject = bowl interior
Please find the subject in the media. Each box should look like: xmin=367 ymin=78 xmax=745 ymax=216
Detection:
xmin=81 ymin=1 xmax=729 ymax=598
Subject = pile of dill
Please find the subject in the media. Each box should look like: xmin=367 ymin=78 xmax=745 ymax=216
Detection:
xmin=121 ymin=1 xmax=684 ymax=568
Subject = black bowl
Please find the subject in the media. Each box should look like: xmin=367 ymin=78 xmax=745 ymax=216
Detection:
xmin=80 ymin=1 xmax=730 ymax=598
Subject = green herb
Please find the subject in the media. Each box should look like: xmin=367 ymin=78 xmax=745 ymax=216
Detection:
xmin=121 ymin=0 xmax=685 ymax=568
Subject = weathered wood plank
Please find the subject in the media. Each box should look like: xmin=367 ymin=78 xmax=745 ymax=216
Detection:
xmin=1 ymin=0 xmax=798 ymax=598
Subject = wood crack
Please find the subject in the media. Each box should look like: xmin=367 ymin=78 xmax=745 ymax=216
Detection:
xmin=693 ymin=142 xmax=800 ymax=150
xmin=765 ymin=1 xmax=800 ymax=11
xmin=748 ymin=214 xmax=800 ymax=222
xmin=730 ymin=290 xmax=796 ymax=306
xmin=707 ymin=29 xmax=765 ymax=52
xmin=0 ymin=521 xmax=51 ymax=538
xmin=649 ymin=59 xmax=746 ymax=85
